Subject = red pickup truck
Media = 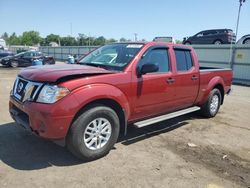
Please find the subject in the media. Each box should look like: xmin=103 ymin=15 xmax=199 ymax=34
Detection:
xmin=9 ymin=42 xmax=232 ymax=160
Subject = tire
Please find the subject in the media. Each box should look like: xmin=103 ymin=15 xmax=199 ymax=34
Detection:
xmin=214 ymin=40 xmax=222 ymax=45
xmin=43 ymin=61 xmax=49 ymax=65
xmin=200 ymin=88 xmax=221 ymax=118
xmin=243 ymin=38 xmax=250 ymax=44
xmin=184 ymin=41 xmax=191 ymax=45
xmin=67 ymin=105 xmax=120 ymax=161
xmin=10 ymin=61 xmax=19 ymax=68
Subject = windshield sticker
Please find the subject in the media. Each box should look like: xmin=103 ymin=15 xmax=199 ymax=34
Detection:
xmin=126 ymin=44 xmax=143 ymax=48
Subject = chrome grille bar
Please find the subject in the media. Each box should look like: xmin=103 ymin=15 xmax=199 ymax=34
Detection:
xmin=13 ymin=77 xmax=43 ymax=102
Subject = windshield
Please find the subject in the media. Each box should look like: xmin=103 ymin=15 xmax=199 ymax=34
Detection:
xmin=79 ymin=43 xmax=143 ymax=71
xmin=14 ymin=52 xmax=25 ymax=57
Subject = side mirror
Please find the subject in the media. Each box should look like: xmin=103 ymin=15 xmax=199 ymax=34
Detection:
xmin=137 ymin=63 xmax=159 ymax=77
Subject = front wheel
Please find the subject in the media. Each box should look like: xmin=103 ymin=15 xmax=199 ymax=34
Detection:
xmin=243 ymin=38 xmax=250 ymax=44
xmin=184 ymin=41 xmax=191 ymax=45
xmin=67 ymin=105 xmax=120 ymax=161
xmin=200 ymin=88 xmax=221 ymax=118
xmin=10 ymin=61 xmax=19 ymax=68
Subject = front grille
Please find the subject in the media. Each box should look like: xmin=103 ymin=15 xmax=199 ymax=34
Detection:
xmin=13 ymin=77 xmax=43 ymax=102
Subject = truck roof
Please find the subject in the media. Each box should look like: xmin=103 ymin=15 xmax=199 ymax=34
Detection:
xmin=111 ymin=41 xmax=193 ymax=51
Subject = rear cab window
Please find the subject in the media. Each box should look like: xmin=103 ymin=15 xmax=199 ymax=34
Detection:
xmin=174 ymin=48 xmax=193 ymax=72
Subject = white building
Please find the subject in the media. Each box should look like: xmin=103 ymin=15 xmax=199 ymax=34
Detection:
xmin=0 ymin=38 xmax=6 ymax=50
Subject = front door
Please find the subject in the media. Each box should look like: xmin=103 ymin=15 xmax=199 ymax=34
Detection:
xmin=131 ymin=47 xmax=176 ymax=120
xmin=20 ymin=52 xmax=33 ymax=66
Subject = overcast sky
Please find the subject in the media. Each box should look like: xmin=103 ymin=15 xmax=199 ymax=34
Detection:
xmin=0 ymin=0 xmax=249 ymax=41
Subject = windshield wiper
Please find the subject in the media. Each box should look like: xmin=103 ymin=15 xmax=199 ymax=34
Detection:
xmin=80 ymin=62 xmax=110 ymax=70
xmin=80 ymin=62 xmax=122 ymax=71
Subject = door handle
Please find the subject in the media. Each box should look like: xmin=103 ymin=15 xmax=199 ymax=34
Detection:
xmin=191 ymin=75 xmax=198 ymax=80
xmin=166 ymin=78 xmax=175 ymax=84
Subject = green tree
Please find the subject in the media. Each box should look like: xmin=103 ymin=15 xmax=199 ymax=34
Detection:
xmin=1 ymin=32 xmax=9 ymax=42
xmin=60 ymin=36 xmax=77 ymax=46
xmin=45 ymin=34 xmax=60 ymax=45
xmin=8 ymin=32 xmax=21 ymax=45
xmin=119 ymin=37 xmax=127 ymax=42
xmin=94 ymin=36 xmax=106 ymax=45
xmin=21 ymin=31 xmax=41 ymax=46
xmin=106 ymin=38 xmax=117 ymax=44
xmin=175 ymin=39 xmax=182 ymax=44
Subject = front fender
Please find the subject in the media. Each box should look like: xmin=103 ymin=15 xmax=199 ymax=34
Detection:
xmin=199 ymin=76 xmax=225 ymax=105
xmin=71 ymin=84 xmax=131 ymax=119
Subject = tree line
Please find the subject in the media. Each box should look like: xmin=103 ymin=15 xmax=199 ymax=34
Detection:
xmin=1 ymin=31 xmax=135 ymax=46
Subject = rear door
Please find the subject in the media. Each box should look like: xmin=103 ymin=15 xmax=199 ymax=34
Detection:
xmin=172 ymin=47 xmax=199 ymax=108
xmin=205 ymin=30 xmax=218 ymax=44
xmin=131 ymin=46 xmax=176 ymax=119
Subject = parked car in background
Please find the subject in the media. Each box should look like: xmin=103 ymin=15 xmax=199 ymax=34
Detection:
xmin=153 ymin=36 xmax=175 ymax=43
xmin=0 ymin=50 xmax=15 ymax=59
xmin=0 ymin=50 xmax=55 ymax=67
xmin=237 ymin=34 xmax=250 ymax=44
xmin=183 ymin=29 xmax=235 ymax=45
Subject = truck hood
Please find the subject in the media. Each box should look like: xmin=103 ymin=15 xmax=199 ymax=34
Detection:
xmin=18 ymin=64 xmax=117 ymax=82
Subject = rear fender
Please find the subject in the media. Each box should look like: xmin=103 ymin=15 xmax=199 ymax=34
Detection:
xmin=199 ymin=76 xmax=225 ymax=105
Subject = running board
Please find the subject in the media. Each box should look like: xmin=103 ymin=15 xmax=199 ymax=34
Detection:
xmin=134 ymin=106 xmax=200 ymax=128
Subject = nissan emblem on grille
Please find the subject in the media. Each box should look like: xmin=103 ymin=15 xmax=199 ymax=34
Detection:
xmin=17 ymin=82 xmax=24 ymax=93
xmin=13 ymin=77 xmax=43 ymax=102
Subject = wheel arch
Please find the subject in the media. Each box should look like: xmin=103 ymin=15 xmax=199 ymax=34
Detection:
xmin=213 ymin=39 xmax=222 ymax=44
xmin=243 ymin=37 xmax=250 ymax=44
xmin=199 ymin=76 xmax=226 ymax=106
xmin=67 ymin=84 xmax=131 ymax=137
xmin=71 ymin=98 xmax=127 ymax=136
xmin=213 ymin=84 xmax=224 ymax=104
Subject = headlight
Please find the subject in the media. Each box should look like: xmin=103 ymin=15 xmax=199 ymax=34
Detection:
xmin=37 ymin=85 xmax=70 ymax=104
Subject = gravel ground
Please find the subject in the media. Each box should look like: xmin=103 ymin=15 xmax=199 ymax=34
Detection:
xmin=0 ymin=64 xmax=249 ymax=188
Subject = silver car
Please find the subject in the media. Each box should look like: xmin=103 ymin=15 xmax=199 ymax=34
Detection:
xmin=237 ymin=34 xmax=250 ymax=44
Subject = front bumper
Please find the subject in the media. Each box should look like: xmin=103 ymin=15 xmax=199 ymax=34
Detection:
xmin=0 ymin=60 xmax=10 ymax=65
xmin=9 ymin=95 xmax=78 ymax=140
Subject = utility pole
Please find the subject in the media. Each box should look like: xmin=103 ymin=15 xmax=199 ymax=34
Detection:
xmin=229 ymin=0 xmax=246 ymax=68
xmin=79 ymin=33 xmax=85 ymax=46
xmin=134 ymin=33 xmax=138 ymax=42
xmin=88 ymin=33 xmax=91 ymax=46
xmin=70 ymin=22 xmax=72 ymax=36
xmin=235 ymin=0 xmax=246 ymax=41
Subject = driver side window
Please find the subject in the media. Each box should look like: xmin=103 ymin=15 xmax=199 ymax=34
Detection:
xmin=138 ymin=48 xmax=169 ymax=73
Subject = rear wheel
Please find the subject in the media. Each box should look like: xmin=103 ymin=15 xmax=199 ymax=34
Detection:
xmin=214 ymin=40 xmax=222 ymax=45
xmin=67 ymin=105 xmax=120 ymax=161
xmin=200 ymin=88 xmax=221 ymax=118
xmin=10 ymin=61 xmax=19 ymax=68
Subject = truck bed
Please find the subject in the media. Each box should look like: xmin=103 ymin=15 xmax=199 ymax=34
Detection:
xmin=199 ymin=66 xmax=232 ymax=72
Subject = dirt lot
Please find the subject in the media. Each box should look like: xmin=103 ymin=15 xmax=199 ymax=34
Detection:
xmin=0 ymin=65 xmax=250 ymax=188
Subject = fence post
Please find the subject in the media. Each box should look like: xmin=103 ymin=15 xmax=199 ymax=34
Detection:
xmin=230 ymin=46 xmax=236 ymax=69
xmin=61 ymin=47 xmax=63 ymax=61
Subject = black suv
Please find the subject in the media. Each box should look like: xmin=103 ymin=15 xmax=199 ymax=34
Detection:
xmin=0 ymin=50 xmax=55 ymax=67
xmin=183 ymin=29 xmax=235 ymax=45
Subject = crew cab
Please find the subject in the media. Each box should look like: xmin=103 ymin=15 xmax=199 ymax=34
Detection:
xmin=9 ymin=42 xmax=232 ymax=160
